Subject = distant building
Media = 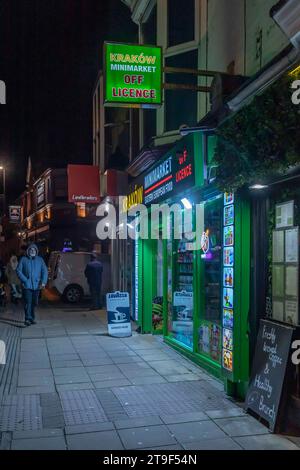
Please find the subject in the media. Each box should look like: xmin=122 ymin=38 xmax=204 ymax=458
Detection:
xmin=18 ymin=166 xmax=104 ymax=258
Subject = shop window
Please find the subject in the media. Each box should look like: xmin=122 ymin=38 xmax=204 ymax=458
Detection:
xmin=165 ymin=50 xmax=198 ymax=132
xmin=168 ymin=211 xmax=194 ymax=349
xmin=152 ymin=239 xmax=164 ymax=331
xmin=198 ymin=196 xmax=223 ymax=364
xmin=168 ymin=0 xmax=195 ymax=47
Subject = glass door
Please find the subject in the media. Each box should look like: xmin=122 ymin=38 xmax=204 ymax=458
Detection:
xmin=198 ymin=196 xmax=223 ymax=364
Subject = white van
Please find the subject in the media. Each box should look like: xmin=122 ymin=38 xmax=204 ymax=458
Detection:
xmin=48 ymin=251 xmax=111 ymax=303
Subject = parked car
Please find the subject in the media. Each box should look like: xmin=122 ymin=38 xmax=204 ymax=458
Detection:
xmin=48 ymin=251 xmax=111 ymax=303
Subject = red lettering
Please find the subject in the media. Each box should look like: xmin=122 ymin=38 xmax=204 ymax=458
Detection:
xmin=176 ymin=164 xmax=192 ymax=182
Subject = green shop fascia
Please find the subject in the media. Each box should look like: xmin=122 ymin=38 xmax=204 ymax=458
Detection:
xmin=132 ymin=132 xmax=250 ymax=398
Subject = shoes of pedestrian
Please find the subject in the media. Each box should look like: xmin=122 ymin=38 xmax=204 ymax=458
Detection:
xmin=30 ymin=320 xmax=37 ymax=325
xmin=24 ymin=320 xmax=31 ymax=327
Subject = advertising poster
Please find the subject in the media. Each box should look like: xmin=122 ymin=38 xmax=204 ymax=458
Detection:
xmin=172 ymin=291 xmax=193 ymax=347
xmin=285 ymin=266 xmax=298 ymax=297
xmin=272 ymin=265 xmax=284 ymax=298
xmin=285 ymin=300 xmax=298 ymax=325
xmin=9 ymin=205 xmax=21 ymax=224
xmin=210 ymin=324 xmax=221 ymax=362
xmin=223 ymin=288 xmax=234 ymax=309
xmin=224 ymin=268 xmax=234 ymax=288
xmin=223 ymin=247 xmax=234 ymax=267
xmin=285 ymin=227 xmax=299 ymax=263
xmin=224 ymin=205 xmax=234 ymax=226
xmin=223 ymin=349 xmax=233 ymax=371
xmin=223 ymin=309 xmax=234 ymax=329
xmin=224 ymin=225 xmax=234 ymax=247
xmin=224 ymin=193 xmax=234 ymax=206
xmin=198 ymin=324 xmax=210 ymax=354
xmin=106 ymin=291 xmax=131 ymax=337
xmin=272 ymin=230 xmax=284 ymax=263
xmin=276 ymin=201 xmax=294 ymax=229
xmin=223 ymin=328 xmax=233 ymax=351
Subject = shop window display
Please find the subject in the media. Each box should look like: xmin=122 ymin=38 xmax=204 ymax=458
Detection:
xmin=198 ymin=197 xmax=223 ymax=363
xmin=170 ymin=235 xmax=194 ymax=349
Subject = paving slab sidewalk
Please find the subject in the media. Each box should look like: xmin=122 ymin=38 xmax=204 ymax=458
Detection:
xmin=0 ymin=303 xmax=299 ymax=451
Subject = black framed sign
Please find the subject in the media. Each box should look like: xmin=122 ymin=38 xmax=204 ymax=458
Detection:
xmin=245 ymin=319 xmax=294 ymax=431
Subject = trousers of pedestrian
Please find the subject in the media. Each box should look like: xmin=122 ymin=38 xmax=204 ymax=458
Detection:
xmin=23 ymin=289 xmax=39 ymax=321
xmin=90 ymin=285 xmax=102 ymax=309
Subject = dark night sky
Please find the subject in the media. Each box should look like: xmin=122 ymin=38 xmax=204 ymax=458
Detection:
xmin=0 ymin=0 xmax=137 ymax=203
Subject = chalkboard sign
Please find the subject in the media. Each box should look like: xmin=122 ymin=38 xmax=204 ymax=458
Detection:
xmin=245 ymin=319 xmax=294 ymax=431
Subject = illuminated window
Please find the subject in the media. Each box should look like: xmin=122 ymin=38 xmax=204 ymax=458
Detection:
xmin=77 ymin=203 xmax=86 ymax=218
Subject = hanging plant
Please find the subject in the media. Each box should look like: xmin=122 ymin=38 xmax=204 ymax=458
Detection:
xmin=213 ymin=71 xmax=300 ymax=192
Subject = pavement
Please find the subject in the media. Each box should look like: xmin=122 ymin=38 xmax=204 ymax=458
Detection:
xmin=0 ymin=301 xmax=299 ymax=451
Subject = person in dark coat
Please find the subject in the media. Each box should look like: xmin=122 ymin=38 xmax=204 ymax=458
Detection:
xmin=17 ymin=243 xmax=48 ymax=326
xmin=84 ymin=252 xmax=103 ymax=310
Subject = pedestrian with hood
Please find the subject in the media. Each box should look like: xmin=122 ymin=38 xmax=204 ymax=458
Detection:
xmin=84 ymin=252 xmax=103 ymax=310
xmin=17 ymin=243 xmax=48 ymax=326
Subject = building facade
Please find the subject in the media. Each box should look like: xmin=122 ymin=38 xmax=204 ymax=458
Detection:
xmin=19 ymin=167 xmax=102 ymax=259
xmin=114 ymin=0 xmax=300 ymax=403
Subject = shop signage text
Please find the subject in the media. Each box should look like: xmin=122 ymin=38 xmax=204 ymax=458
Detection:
xmin=121 ymin=185 xmax=143 ymax=213
xmin=104 ymin=43 xmax=162 ymax=108
xmin=143 ymin=146 xmax=195 ymax=206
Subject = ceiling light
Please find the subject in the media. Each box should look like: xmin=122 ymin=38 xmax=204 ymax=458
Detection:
xmin=181 ymin=198 xmax=192 ymax=209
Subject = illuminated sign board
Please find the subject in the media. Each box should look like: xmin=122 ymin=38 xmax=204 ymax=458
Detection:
xmin=143 ymin=142 xmax=195 ymax=206
xmin=104 ymin=42 xmax=162 ymax=108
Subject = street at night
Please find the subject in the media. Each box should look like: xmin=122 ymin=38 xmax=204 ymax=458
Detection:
xmin=1 ymin=0 xmax=300 ymax=460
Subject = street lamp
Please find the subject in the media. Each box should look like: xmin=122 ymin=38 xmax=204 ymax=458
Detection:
xmin=0 ymin=166 xmax=6 ymax=217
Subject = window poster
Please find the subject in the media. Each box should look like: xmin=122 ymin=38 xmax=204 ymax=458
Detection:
xmin=223 ymin=309 xmax=234 ymax=329
xmin=223 ymin=247 xmax=234 ymax=267
xmin=199 ymin=324 xmax=210 ymax=354
xmin=224 ymin=225 xmax=234 ymax=247
xmin=224 ymin=205 xmax=234 ymax=226
xmin=224 ymin=193 xmax=234 ymax=206
xmin=285 ymin=300 xmax=298 ymax=325
xmin=285 ymin=227 xmax=299 ymax=263
xmin=272 ymin=300 xmax=284 ymax=322
xmin=223 ymin=328 xmax=233 ymax=351
xmin=224 ymin=268 xmax=234 ymax=288
xmin=276 ymin=201 xmax=294 ymax=229
xmin=223 ymin=288 xmax=234 ymax=309
xmin=272 ymin=265 xmax=285 ymax=298
xmin=272 ymin=230 xmax=284 ymax=263
xmin=285 ymin=266 xmax=298 ymax=297
xmin=223 ymin=348 xmax=233 ymax=371
xmin=210 ymin=324 xmax=221 ymax=362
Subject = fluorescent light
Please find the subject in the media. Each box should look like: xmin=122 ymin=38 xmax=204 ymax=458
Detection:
xmin=181 ymin=198 xmax=192 ymax=209
xmin=249 ymin=184 xmax=268 ymax=190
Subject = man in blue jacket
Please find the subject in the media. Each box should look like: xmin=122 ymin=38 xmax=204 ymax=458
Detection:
xmin=17 ymin=243 xmax=48 ymax=326
xmin=84 ymin=252 xmax=103 ymax=310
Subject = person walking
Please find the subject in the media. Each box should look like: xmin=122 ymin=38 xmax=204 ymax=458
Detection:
xmin=84 ymin=252 xmax=103 ymax=310
xmin=5 ymin=254 xmax=22 ymax=303
xmin=17 ymin=243 xmax=48 ymax=326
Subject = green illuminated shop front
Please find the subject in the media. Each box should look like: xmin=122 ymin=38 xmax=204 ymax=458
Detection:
xmin=133 ymin=132 xmax=250 ymax=397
